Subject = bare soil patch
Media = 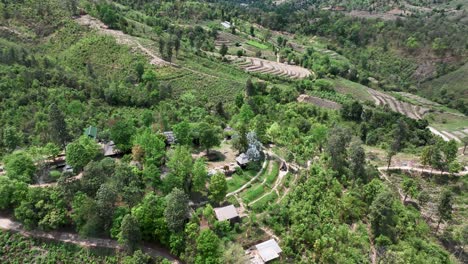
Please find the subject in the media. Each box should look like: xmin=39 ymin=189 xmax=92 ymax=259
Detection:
xmin=297 ymin=94 xmax=341 ymax=109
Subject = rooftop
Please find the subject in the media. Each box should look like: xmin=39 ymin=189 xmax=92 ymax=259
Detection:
xmin=255 ymin=239 xmax=282 ymax=263
xmin=236 ymin=153 xmax=249 ymax=165
xmin=214 ymin=205 xmax=239 ymax=221
xmin=84 ymin=126 xmax=98 ymax=139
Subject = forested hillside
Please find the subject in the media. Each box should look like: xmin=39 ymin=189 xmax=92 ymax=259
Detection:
xmin=0 ymin=0 xmax=466 ymax=263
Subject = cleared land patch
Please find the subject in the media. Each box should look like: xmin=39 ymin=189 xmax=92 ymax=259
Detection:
xmin=297 ymin=94 xmax=341 ymax=110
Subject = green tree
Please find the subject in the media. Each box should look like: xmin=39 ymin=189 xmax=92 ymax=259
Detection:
xmin=462 ymin=136 xmax=468 ymax=154
xmin=143 ymin=164 xmax=161 ymax=191
xmin=417 ymin=190 xmax=430 ymax=207
xmin=44 ymin=142 xmax=60 ymax=161
xmin=0 ymin=177 xmax=27 ymax=209
xmin=118 ymin=214 xmax=141 ymax=253
xmin=249 ymin=25 xmax=255 ymax=36
xmin=2 ymin=126 xmax=22 ymax=152
xmin=173 ymin=121 xmax=192 ymax=146
xmin=132 ymin=193 xmax=170 ymax=245
xmin=326 ymin=126 xmax=351 ymax=173
xmin=369 ymin=190 xmax=397 ymax=241
xmin=195 ymin=229 xmax=221 ymax=264
xmin=348 ymin=140 xmax=366 ymax=184
xmin=443 ymin=140 xmax=458 ymax=165
xmin=341 ymin=101 xmax=363 ymax=122
xmin=66 ymin=136 xmax=100 ymax=171
xmin=192 ymin=158 xmax=207 ymax=193
xmin=49 ymin=103 xmax=70 ymax=148
xmin=402 ymin=177 xmax=419 ymax=202
xmin=123 ymin=250 xmax=151 ymax=264
xmin=437 ymin=190 xmax=453 ymax=231
xmin=164 ymin=188 xmax=189 ymax=231
xmin=219 ymin=44 xmax=228 ymax=57
xmin=4 ymin=151 xmax=36 ymax=183
xmin=223 ymin=242 xmax=249 ymax=264
xmin=198 ymin=122 xmax=221 ymax=155
xmin=245 ymin=79 xmax=254 ymax=97
xmin=110 ymin=119 xmax=136 ymax=152
xmin=96 ymin=184 xmax=118 ymax=231
xmin=386 ymin=149 xmax=396 ymax=170
xmin=165 ymin=145 xmax=193 ymax=192
xmin=71 ymin=192 xmax=100 ymax=236
xmin=133 ymin=129 xmax=166 ymax=166
xmin=232 ymin=126 xmax=248 ymax=154
xmin=420 ymin=146 xmax=433 ymax=169
xmin=80 ymin=158 xmax=115 ymax=197
xmin=113 ymin=163 xmax=145 ymax=207
xmin=209 ymin=173 xmax=228 ymax=204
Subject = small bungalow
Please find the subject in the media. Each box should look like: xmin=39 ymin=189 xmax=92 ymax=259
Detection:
xmin=252 ymin=239 xmax=282 ymax=263
xmin=221 ymin=21 xmax=231 ymax=29
xmin=214 ymin=205 xmax=239 ymax=222
xmin=163 ymin=131 xmax=176 ymax=145
xmin=236 ymin=153 xmax=249 ymax=167
xmin=84 ymin=126 xmax=98 ymax=139
xmin=102 ymin=141 xmax=121 ymax=157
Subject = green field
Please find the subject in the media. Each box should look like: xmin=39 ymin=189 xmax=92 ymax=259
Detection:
xmin=265 ymin=162 xmax=279 ymax=187
xmin=242 ymin=184 xmax=266 ymax=204
xmin=420 ymin=62 xmax=468 ymax=114
xmin=251 ymin=192 xmax=278 ymax=212
xmin=227 ymin=170 xmax=256 ymax=193
xmin=246 ymin=40 xmax=269 ymax=50
xmin=329 ymin=77 xmax=374 ymax=102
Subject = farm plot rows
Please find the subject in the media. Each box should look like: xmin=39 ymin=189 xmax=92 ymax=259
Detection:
xmin=229 ymin=56 xmax=311 ymax=79
xmin=214 ymin=31 xmax=245 ymax=47
xmin=369 ymin=89 xmax=467 ymax=142
xmin=368 ymin=88 xmax=429 ymax=120
xmin=297 ymin=94 xmax=341 ymax=110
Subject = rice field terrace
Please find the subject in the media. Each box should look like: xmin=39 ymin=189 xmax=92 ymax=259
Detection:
xmin=229 ymin=56 xmax=312 ymax=79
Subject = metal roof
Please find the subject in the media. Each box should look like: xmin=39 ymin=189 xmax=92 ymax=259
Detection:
xmin=236 ymin=153 xmax=249 ymax=165
xmin=255 ymin=239 xmax=282 ymax=262
xmin=214 ymin=205 xmax=239 ymax=221
xmin=84 ymin=126 xmax=97 ymax=138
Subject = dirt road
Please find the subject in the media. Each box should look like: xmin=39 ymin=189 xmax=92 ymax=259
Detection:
xmin=0 ymin=217 xmax=180 ymax=263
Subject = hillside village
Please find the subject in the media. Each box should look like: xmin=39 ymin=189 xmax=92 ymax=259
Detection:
xmin=0 ymin=0 xmax=467 ymax=263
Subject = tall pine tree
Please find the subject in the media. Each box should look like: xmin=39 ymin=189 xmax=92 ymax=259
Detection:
xmin=49 ymin=103 xmax=70 ymax=148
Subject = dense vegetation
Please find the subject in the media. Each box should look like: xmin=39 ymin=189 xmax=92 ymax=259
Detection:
xmin=0 ymin=0 xmax=466 ymax=263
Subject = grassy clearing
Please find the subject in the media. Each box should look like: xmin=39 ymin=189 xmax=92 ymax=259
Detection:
xmin=246 ymin=40 xmax=269 ymax=50
xmin=227 ymin=170 xmax=256 ymax=193
xmin=251 ymin=192 xmax=278 ymax=212
xmin=420 ymin=62 xmax=468 ymax=102
xmin=242 ymin=184 xmax=266 ymax=204
xmin=265 ymin=162 xmax=280 ymax=187
xmin=329 ymin=77 xmax=374 ymax=102
xmin=426 ymin=112 xmax=468 ymax=132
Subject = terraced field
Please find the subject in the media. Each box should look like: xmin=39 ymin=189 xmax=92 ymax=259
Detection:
xmin=297 ymin=94 xmax=341 ymax=109
xmin=369 ymin=88 xmax=468 ymax=142
xmin=368 ymin=88 xmax=429 ymax=120
xmin=214 ymin=31 xmax=245 ymax=47
xmin=229 ymin=56 xmax=312 ymax=79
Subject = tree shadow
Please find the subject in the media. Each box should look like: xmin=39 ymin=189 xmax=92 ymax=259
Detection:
xmin=204 ymin=150 xmax=226 ymax=162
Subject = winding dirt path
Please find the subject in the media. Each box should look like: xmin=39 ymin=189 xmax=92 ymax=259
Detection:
xmin=379 ymin=166 xmax=468 ymax=176
xmin=29 ymin=172 xmax=83 ymax=188
xmin=0 ymin=217 xmax=180 ymax=263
